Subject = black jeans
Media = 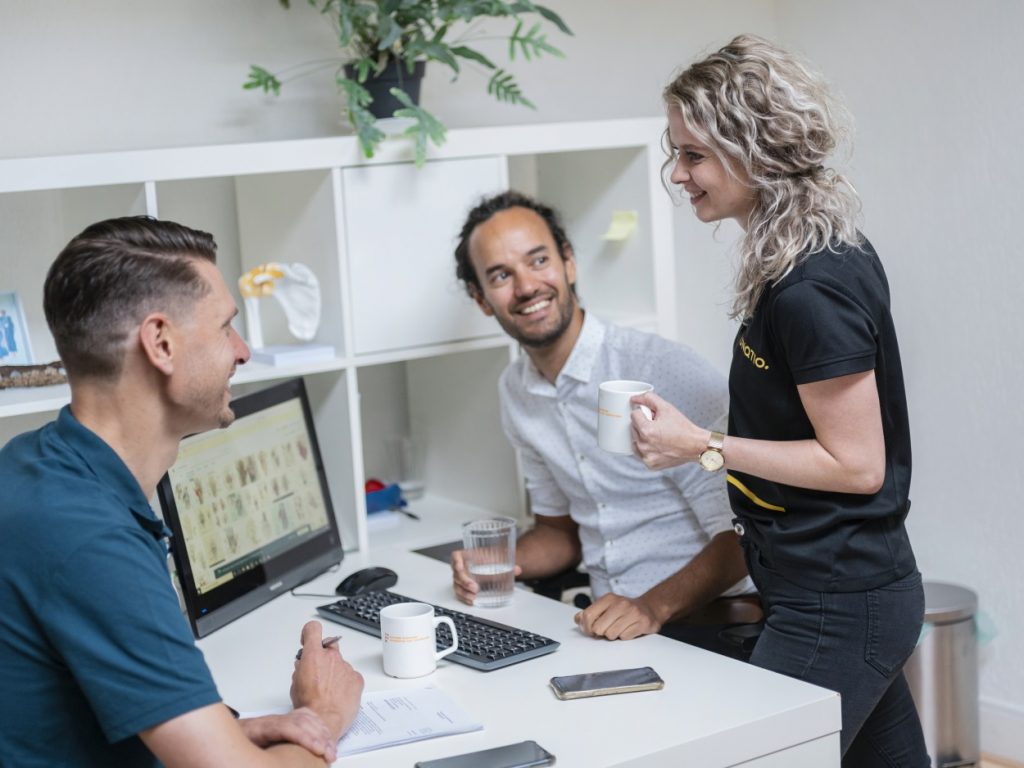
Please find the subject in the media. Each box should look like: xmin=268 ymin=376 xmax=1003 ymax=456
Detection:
xmin=745 ymin=543 xmax=930 ymax=767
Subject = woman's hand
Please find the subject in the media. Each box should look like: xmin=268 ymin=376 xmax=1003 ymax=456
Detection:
xmin=630 ymin=391 xmax=709 ymax=471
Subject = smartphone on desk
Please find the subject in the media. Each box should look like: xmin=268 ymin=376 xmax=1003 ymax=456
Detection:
xmin=415 ymin=740 xmax=555 ymax=768
xmin=549 ymin=666 xmax=664 ymax=700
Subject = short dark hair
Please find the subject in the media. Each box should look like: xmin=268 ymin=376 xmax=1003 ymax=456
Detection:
xmin=454 ymin=191 xmax=573 ymax=297
xmin=44 ymin=216 xmax=217 ymax=380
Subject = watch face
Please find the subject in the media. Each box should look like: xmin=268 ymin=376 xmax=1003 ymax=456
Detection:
xmin=699 ymin=449 xmax=724 ymax=472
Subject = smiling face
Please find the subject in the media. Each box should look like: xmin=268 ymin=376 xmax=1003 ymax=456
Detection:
xmin=467 ymin=206 xmax=580 ymax=349
xmin=175 ymin=259 xmax=250 ymax=431
xmin=667 ymin=108 xmax=758 ymax=228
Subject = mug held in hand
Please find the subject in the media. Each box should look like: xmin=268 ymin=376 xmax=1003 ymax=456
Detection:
xmin=597 ymin=380 xmax=654 ymax=454
xmin=380 ymin=602 xmax=458 ymax=678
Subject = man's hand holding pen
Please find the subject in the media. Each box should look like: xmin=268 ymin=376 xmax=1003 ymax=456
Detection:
xmin=290 ymin=621 xmax=364 ymax=749
xmin=295 ymin=634 xmax=342 ymax=661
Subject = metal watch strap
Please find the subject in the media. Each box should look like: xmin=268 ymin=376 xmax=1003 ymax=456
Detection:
xmin=707 ymin=431 xmax=725 ymax=453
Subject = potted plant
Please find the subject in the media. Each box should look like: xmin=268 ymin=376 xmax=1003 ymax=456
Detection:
xmin=245 ymin=0 xmax=572 ymax=164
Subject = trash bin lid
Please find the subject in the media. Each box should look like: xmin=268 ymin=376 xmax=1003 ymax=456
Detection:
xmin=923 ymin=581 xmax=977 ymax=624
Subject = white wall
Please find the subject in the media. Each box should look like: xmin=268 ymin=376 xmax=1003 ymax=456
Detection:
xmin=3 ymin=0 xmax=1022 ymax=757
xmin=0 ymin=0 xmax=774 ymax=158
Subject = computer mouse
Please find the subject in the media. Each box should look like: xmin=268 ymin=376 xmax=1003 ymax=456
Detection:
xmin=335 ymin=566 xmax=398 ymax=597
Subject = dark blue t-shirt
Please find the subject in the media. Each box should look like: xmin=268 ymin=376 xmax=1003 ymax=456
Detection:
xmin=727 ymin=238 xmax=917 ymax=592
xmin=0 ymin=407 xmax=221 ymax=766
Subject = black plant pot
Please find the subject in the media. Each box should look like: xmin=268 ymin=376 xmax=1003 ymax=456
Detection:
xmin=345 ymin=59 xmax=426 ymax=119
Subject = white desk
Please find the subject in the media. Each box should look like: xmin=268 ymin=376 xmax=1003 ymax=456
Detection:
xmin=198 ymin=548 xmax=841 ymax=767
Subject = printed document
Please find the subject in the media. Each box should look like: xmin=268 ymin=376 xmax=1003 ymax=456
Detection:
xmin=337 ymin=686 xmax=483 ymax=756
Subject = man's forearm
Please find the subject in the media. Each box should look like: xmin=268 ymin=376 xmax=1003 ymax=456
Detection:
xmin=263 ymin=743 xmax=333 ymax=767
xmin=515 ymin=523 xmax=582 ymax=580
xmin=638 ymin=531 xmax=748 ymax=625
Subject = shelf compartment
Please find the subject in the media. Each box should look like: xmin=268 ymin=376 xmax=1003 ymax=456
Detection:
xmin=508 ymin=146 xmax=661 ymax=332
xmin=341 ymin=156 xmax=507 ymax=355
xmin=157 ymin=170 xmax=348 ymax=355
xmin=355 ymin=345 xmax=522 ymax=551
xmin=0 ymin=183 xmax=149 ymax=364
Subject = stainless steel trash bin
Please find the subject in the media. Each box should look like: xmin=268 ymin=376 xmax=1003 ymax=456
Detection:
xmin=905 ymin=581 xmax=979 ymax=768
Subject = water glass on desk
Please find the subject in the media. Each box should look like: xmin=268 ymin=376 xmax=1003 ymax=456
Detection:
xmin=462 ymin=517 xmax=517 ymax=608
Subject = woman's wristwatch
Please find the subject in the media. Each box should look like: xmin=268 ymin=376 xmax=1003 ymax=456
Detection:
xmin=698 ymin=431 xmax=726 ymax=472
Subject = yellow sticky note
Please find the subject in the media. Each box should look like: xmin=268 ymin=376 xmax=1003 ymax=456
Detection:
xmin=601 ymin=210 xmax=638 ymax=241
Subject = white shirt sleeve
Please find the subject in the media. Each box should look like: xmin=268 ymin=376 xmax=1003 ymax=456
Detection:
xmin=648 ymin=337 xmax=734 ymax=540
xmin=499 ymin=385 xmax=571 ymax=519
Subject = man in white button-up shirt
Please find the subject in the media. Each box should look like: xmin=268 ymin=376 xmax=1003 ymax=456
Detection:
xmin=449 ymin=192 xmax=757 ymax=657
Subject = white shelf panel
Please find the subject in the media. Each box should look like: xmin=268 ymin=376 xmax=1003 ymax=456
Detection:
xmin=0 ymin=342 xmax=515 ymax=420
xmin=0 ymin=118 xmax=665 ymax=194
xmin=231 ymin=356 xmax=349 ymax=386
xmin=0 ymin=383 xmax=71 ymax=418
xmin=0 ymin=358 xmax=352 ymax=420
xmin=351 ymin=335 xmax=513 ymax=368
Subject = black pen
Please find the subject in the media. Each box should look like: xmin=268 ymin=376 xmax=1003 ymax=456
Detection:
xmin=295 ymin=635 xmax=342 ymax=661
xmin=393 ymin=506 xmax=420 ymax=521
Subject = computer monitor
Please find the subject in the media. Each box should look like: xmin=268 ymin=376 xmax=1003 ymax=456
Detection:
xmin=157 ymin=378 xmax=343 ymax=638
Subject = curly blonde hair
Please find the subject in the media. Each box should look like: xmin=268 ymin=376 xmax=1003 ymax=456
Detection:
xmin=663 ymin=34 xmax=862 ymax=320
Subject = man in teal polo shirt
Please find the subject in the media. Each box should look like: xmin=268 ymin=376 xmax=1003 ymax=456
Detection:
xmin=0 ymin=217 xmax=363 ymax=766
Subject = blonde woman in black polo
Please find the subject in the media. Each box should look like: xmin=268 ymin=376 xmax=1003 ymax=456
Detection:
xmin=631 ymin=35 xmax=928 ymax=767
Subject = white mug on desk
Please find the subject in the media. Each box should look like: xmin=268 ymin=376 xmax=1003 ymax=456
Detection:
xmin=380 ymin=603 xmax=459 ymax=678
xmin=598 ymin=380 xmax=653 ymax=454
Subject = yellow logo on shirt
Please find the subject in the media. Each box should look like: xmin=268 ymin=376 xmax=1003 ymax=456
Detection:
xmin=737 ymin=337 xmax=770 ymax=370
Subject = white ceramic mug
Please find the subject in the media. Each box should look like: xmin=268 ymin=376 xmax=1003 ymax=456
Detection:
xmin=380 ymin=602 xmax=458 ymax=678
xmin=597 ymin=380 xmax=654 ymax=454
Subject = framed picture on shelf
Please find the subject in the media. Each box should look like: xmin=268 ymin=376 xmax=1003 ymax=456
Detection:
xmin=0 ymin=291 xmax=34 ymax=366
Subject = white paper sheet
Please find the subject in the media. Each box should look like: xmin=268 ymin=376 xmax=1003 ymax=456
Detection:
xmin=337 ymin=686 xmax=483 ymax=756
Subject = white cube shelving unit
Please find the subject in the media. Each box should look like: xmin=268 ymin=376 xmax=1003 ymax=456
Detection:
xmin=0 ymin=118 xmax=676 ymax=555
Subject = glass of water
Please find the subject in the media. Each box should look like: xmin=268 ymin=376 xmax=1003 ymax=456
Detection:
xmin=462 ymin=517 xmax=517 ymax=608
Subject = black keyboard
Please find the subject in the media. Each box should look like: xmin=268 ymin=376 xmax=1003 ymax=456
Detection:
xmin=317 ymin=590 xmax=559 ymax=672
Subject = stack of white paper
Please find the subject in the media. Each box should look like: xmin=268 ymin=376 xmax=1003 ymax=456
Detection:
xmin=337 ymin=686 xmax=483 ymax=756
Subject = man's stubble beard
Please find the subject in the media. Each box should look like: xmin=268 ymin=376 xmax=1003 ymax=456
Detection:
xmin=500 ymin=290 xmax=577 ymax=350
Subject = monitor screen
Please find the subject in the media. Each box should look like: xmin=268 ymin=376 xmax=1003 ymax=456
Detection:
xmin=157 ymin=378 xmax=343 ymax=637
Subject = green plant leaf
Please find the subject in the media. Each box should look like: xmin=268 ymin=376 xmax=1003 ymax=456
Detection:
xmin=510 ymin=21 xmax=563 ymax=61
xmin=391 ymin=87 xmax=447 ymax=166
xmin=337 ymin=77 xmax=385 ymax=158
xmin=243 ymin=65 xmax=282 ymax=95
xmin=487 ymin=69 xmax=535 ymax=108
xmin=508 ymin=19 xmax=523 ymax=59
xmin=451 ymin=45 xmax=497 ymax=70
xmin=352 ymin=108 xmax=386 ymax=158
xmin=337 ymin=77 xmax=373 ymax=109
xmin=507 ymin=1 xmax=538 ymax=14
xmin=405 ymin=39 xmax=459 ymax=74
xmin=351 ymin=57 xmax=374 ymax=83
xmin=377 ymin=13 xmax=402 ymax=51
xmin=533 ymin=4 xmax=572 ymax=35
xmin=337 ymin=4 xmax=354 ymax=46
